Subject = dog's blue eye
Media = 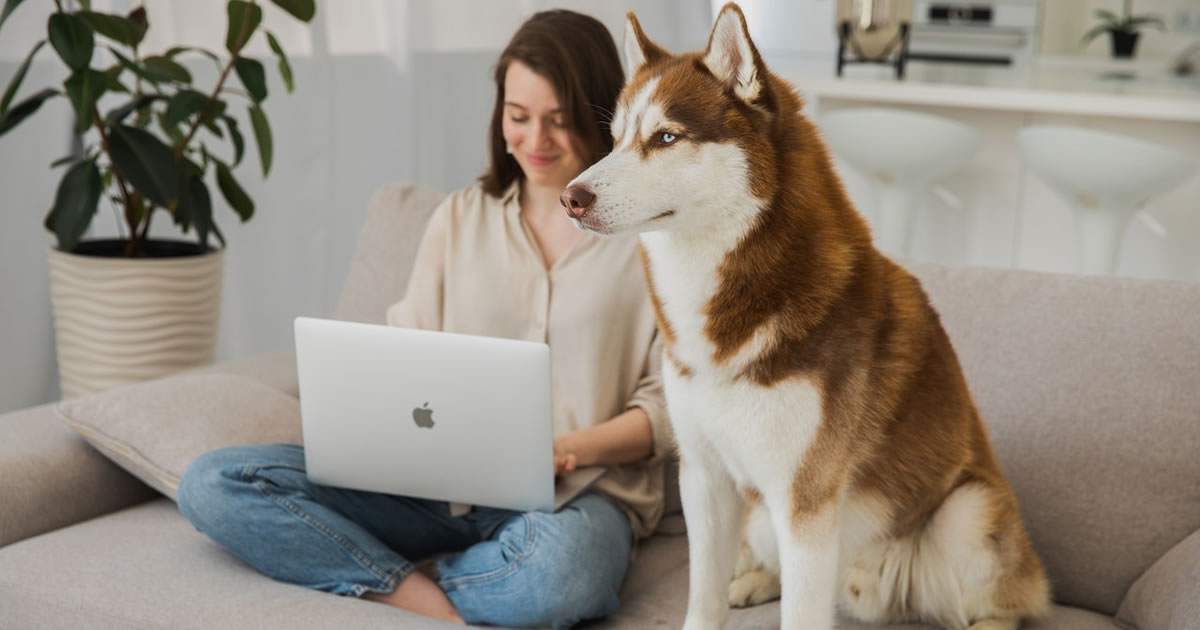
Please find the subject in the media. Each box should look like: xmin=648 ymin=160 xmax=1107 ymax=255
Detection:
xmin=660 ymin=132 xmax=676 ymax=144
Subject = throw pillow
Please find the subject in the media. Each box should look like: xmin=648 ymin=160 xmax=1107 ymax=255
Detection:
xmin=55 ymin=373 xmax=301 ymax=500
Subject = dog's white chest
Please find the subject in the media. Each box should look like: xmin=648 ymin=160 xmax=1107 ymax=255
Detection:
xmin=664 ymin=369 xmax=824 ymax=493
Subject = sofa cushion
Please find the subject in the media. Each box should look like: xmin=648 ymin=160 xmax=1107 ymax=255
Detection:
xmin=595 ymin=534 xmax=1117 ymax=629
xmin=907 ymin=261 xmax=1200 ymax=615
xmin=0 ymin=499 xmax=1118 ymax=630
xmin=0 ymin=499 xmax=453 ymax=630
xmin=55 ymin=373 xmax=301 ymax=499
xmin=1116 ymin=528 xmax=1200 ymax=630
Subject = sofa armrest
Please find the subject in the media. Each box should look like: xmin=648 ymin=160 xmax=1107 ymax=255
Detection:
xmin=0 ymin=403 xmax=157 ymax=548
xmin=1116 ymin=528 xmax=1200 ymax=630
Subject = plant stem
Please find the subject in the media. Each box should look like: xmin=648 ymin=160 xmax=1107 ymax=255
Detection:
xmin=138 ymin=206 xmax=154 ymax=242
xmin=90 ymin=107 xmax=139 ymax=249
xmin=174 ymin=1 xmax=258 ymax=163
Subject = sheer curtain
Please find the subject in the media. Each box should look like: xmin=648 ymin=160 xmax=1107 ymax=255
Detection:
xmin=0 ymin=0 xmax=712 ymax=412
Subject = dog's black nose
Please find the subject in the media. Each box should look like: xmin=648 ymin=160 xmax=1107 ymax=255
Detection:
xmin=560 ymin=184 xmax=596 ymax=219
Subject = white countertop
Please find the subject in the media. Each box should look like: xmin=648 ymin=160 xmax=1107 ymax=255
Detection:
xmin=771 ymin=55 xmax=1200 ymax=123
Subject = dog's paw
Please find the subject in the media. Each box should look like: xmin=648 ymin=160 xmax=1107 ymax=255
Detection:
xmin=728 ymin=569 xmax=781 ymax=608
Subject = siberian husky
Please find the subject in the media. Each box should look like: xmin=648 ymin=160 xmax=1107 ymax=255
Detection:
xmin=560 ymin=4 xmax=1050 ymax=630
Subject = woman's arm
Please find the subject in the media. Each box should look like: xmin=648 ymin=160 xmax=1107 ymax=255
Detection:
xmin=554 ymin=407 xmax=653 ymax=475
xmin=385 ymin=195 xmax=453 ymax=330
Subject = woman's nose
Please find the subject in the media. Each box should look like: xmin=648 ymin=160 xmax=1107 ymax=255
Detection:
xmin=532 ymin=121 xmax=553 ymax=148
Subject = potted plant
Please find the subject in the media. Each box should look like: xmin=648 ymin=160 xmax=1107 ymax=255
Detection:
xmin=0 ymin=0 xmax=315 ymax=398
xmin=1080 ymin=0 xmax=1166 ymax=58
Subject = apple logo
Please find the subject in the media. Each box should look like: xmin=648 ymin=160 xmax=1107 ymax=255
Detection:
xmin=412 ymin=402 xmax=435 ymax=429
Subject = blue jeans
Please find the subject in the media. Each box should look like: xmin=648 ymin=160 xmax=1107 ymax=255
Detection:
xmin=177 ymin=443 xmax=633 ymax=629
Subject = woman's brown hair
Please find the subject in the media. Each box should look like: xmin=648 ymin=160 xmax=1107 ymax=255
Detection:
xmin=480 ymin=10 xmax=624 ymax=197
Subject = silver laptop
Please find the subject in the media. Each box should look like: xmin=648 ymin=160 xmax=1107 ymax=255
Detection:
xmin=293 ymin=317 xmax=604 ymax=513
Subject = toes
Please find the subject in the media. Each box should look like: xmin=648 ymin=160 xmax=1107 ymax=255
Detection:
xmin=728 ymin=570 xmax=781 ymax=608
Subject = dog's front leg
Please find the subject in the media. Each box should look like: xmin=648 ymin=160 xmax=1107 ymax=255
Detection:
xmin=678 ymin=449 xmax=743 ymax=630
xmin=767 ymin=492 xmax=842 ymax=630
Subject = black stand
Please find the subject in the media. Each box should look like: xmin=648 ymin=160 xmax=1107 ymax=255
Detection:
xmin=836 ymin=22 xmax=910 ymax=79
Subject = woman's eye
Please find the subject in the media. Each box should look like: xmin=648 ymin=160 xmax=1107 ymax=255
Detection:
xmin=660 ymin=132 xmax=677 ymax=144
xmin=510 ymin=116 xmax=528 ymax=123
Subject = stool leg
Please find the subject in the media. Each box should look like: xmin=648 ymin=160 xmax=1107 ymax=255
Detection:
xmin=1072 ymin=204 xmax=1136 ymax=274
xmin=873 ymin=185 xmax=920 ymax=256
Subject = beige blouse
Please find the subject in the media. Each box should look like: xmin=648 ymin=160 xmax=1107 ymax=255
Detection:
xmin=386 ymin=182 xmax=672 ymax=539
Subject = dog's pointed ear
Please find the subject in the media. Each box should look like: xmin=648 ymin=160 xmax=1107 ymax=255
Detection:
xmin=703 ymin=3 xmax=765 ymax=103
xmin=624 ymin=12 xmax=668 ymax=81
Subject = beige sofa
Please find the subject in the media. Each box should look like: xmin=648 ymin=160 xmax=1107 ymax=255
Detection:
xmin=2 ymin=183 xmax=1197 ymax=630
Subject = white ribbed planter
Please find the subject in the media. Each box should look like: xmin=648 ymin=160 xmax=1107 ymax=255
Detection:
xmin=48 ymin=241 xmax=224 ymax=399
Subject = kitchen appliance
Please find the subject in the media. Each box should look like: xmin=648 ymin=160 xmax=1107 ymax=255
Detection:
xmin=836 ymin=0 xmax=915 ymax=78
xmin=906 ymin=0 xmax=1041 ymax=66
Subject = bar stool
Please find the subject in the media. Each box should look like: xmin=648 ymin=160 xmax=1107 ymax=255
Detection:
xmin=819 ymin=107 xmax=981 ymax=256
xmin=1017 ymin=125 xmax=1197 ymax=275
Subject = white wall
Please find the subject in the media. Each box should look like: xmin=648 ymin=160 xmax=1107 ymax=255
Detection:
xmin=0 ymin=0 xmax=711 ymax=413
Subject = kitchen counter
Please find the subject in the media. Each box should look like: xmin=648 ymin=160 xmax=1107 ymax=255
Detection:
xmin=773 ymin=55 xmax=1200 ymax=123
xmin=769 ymin=53 xmax=1200 ymax=284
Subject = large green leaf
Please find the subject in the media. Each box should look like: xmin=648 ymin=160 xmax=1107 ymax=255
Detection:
xmin=102 ymin=64 xmax=130 ymax=93
xmin=233 ymin=57 xmax=267 ymax=103
xmin=156 ymin=111 xmax=184 ymax=147
xmin=0 ymin=88 xmax=58 ymax=136
xmin=165 ymin=45 xmax=221 ymax=69
xmin=179 ymin=173 xmax=215 ymax=247
xmin=265 ymin=31 xmax=293 ymax=93
xmin=109 ymin=47 xmax=169 ymax=84
xmin=220 ymin=114 xmax=245 ymax=167
xmin=164 ymin=89 xmax=210 ymax=128
xmin=269 ymin=0 xmax=314 ymax=22
xmin=107 ymin=124 xmax=182 ymax=209
xmin=1 ymin=39 xmax=45 ymax=115
xmin=48 ymin=13 xmax=94 ymax=71
xmin=63 ymin=68 xmax=107 ymax=133
xmin=143 ymin=55 xmax=192 ymax=83
xmin=248 ymin=103 xmax=271 ymax=176
xmin=105 ymin=93 xmax=164 ymax=124
xmin=215 ymin=160 xmax=254 ymax=221
xmin=45 ymin=158 xmax=101 ymax=252
xmin=126 ymin=6 xmax=147 ymax=36
xmin=0 ymin=0 xmax=27 ymax=33
xmin=78 ymin=11 xmax=145 ymax=47
xmin=226 ymin=1 xmax=262 ymax=54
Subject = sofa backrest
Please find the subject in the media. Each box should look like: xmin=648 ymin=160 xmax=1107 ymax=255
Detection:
xmin=334 ymin=183 xmax=445 ymax=324
xmin=908 ymin=260 xmax=1200 ymax=615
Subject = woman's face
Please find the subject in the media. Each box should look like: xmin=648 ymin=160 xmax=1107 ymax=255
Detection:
xmin=501 ymin=61 xmax=586 ymax=191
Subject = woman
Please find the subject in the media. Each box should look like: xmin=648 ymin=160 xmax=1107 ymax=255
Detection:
xmin=177 ymin=10 xmax=671 ymax=629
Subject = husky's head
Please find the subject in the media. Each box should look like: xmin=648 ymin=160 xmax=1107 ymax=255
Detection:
xmin=562 ymin=3 xmax=792 ymax=236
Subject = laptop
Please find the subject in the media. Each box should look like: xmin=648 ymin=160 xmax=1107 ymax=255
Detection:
xmin=293 ymin=317 xmax=605 ymax=513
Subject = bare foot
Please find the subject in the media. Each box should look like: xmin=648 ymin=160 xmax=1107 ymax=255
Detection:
xmin=363 ymin=570 xmax=465 ymax=624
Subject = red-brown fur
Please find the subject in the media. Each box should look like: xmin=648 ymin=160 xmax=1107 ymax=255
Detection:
xmin=617 ymin=4 xmax=1051 ymax=627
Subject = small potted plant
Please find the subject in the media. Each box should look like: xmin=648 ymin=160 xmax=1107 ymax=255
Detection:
xmin=0 ymin=0 xmax=315 ymax=397
xmin=1080 ymin=0 xmax=1166 ymax=58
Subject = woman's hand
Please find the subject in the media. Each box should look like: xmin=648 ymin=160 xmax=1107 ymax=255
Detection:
xmin=553 ymin=432 xmax=583 ymax=477
xmin=552 ymin=408 xmax=654 ymax=477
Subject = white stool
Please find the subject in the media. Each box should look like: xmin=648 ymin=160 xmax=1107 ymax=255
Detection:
xmin=1017 ymin=125 xmax=1197 ymax=275
xmin=820 ymin=107 xmax=981 ymax=255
